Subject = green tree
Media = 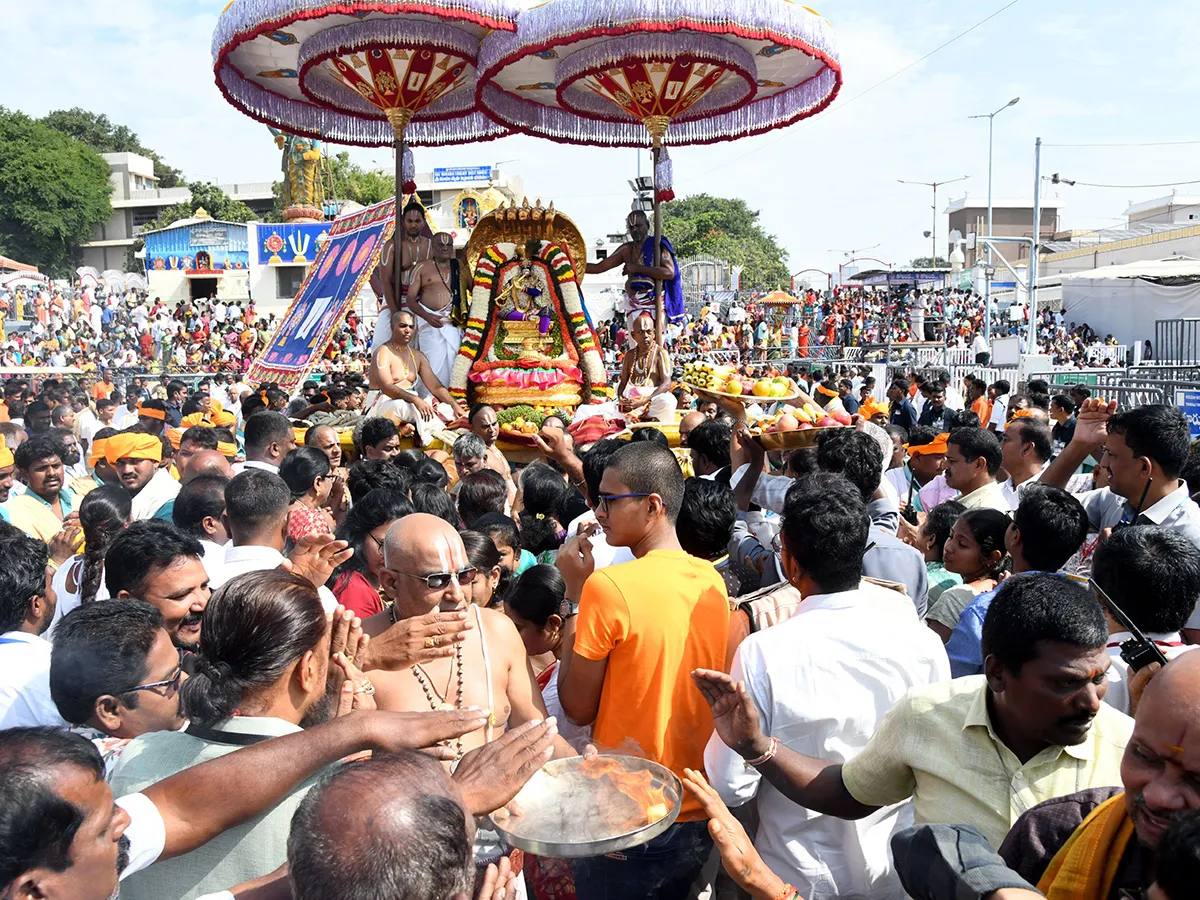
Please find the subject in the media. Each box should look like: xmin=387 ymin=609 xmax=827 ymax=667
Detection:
xmin=131 ymin=183 xmax=258 ymax=270
xmin=328 ymin=152 xmax=395 ymax=206
xmin=0 ymin=107 xmax=112 ymax=277
xmin=661 ymin=195 xmax=789 ymax=290
xmin=144 ymin=181 xmax=257 ymax=233
xmin=40 ymin=107 xmax=185 ymax=187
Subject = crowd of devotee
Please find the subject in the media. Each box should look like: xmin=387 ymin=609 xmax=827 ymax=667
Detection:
xmin=0 ymin=284 xmax=371 ymax=373
xmin=2 ymin=333 xmax=1200 ymax=900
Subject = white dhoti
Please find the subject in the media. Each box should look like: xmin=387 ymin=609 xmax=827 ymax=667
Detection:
xmin=626 ymin=383 xmax=678 ymax=423
xmin=414 ymin=304 xmax=461 ymax=389
xmin=571 ymin=382 xmax=677 ymax=426
xmin=366 ymin=393 xmax=454 ymax=447
xmin=372 ymin=306 xmax=392 ymax=348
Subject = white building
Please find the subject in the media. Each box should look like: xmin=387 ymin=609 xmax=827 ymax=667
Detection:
xmin=1125 ymin=192 xmax=1200 ymax=227
xmin=81 ymin=152 xmax=275 ymax=271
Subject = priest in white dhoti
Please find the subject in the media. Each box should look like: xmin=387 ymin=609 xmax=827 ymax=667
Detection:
xmin=370 ymin=199 xmax=432 ymax=349
xmin=367 ymin=309 xmax=466 ymax=447
xmin=573 ymin=312 xmax=677 ymax=424
xmin=408 ymin=232 xmax=464 ymax=389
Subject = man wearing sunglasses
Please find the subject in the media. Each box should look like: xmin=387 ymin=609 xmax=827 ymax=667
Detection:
xmin=364 ymin=514 xmax=577 ymax=873
xmin=50 ymin=601 xmax=187 ymax=771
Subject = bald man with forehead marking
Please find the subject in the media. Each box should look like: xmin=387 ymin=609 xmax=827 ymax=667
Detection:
xmin=365 ymin=514 xmax=574 ymax=760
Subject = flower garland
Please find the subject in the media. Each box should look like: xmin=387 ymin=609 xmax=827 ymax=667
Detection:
xmin=450 ymin=240 xmax=607 ymax=403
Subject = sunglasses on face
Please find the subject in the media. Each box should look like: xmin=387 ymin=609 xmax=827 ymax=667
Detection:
xmin=121 ymin=649 xmax=185 ymax=699
xmin=393 ymin=566 xmax=479 ymax=590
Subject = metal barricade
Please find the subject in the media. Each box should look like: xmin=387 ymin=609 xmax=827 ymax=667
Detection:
xmin=1156 ymin=319 xmax=1200 ymax=365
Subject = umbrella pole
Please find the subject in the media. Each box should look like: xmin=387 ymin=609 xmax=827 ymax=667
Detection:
xmin=394 ymin=131 xmax=405 ymax=323
xmin=652 ymin=144 xmax=664 ymax=347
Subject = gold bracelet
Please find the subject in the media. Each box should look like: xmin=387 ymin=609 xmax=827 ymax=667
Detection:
xmin=46 ymin=560 xmax=60 ymax=572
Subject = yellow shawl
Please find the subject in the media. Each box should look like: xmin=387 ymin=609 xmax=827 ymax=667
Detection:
xmin=1036 ymin=794 xmax=1135 ymax=900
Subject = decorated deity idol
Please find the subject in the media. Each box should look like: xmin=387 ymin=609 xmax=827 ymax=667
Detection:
xmin=451 ymin=200 xmax=609 ymax=412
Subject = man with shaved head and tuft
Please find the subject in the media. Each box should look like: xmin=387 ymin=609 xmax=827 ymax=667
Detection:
xmin=362 ymin=513 xmax=576 ymax=877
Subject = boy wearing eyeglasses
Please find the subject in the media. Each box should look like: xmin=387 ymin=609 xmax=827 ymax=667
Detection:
xmin=557 ymin=442 xmax=730 ymax=900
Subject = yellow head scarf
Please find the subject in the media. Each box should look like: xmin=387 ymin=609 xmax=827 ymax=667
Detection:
xmin=106 ymin=433 xmax=163 ymax=465
xmin=0 ymin=435 xmax=12 ymax=468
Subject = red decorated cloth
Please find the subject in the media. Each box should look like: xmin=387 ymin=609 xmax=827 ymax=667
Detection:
xmin=568 ymin=416 xmax=624 ymax=446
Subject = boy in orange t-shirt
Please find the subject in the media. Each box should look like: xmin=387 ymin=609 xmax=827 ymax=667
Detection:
xmin=558 ymin=441 xmax=729 ymax=899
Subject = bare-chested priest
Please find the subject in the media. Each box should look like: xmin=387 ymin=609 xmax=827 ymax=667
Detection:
xmin=371 ymin=199 xmax=432 ymax=347
xmin=408 ymin=232 xmax=464 ymax=388
xmin=367 ymin=309 xmax=466 ymax=446
xmin=363 ymin=515 xmax=576 ymax=869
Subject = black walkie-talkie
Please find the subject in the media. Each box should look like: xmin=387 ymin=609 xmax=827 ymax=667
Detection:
xmin=1089 ymin=579 xmax=1170 ymax=672
xmin=902 ymin=469 xmax=918 ymax=525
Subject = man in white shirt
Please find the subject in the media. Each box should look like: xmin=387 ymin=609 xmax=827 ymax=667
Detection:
xmin=112 ymin=393 xmax=140 ymax=430
xmin=987 ymin=379 xmax=1011 ymax=433
xmin=172 ymin=474 xmax=231 ymax=580
xmin=540 ymin=434 xmax=637 ymax=571
xmin=999 ymin=417 xmax=1052 ymax=510
xmin=1091 ymin=526 xmax=1200 ymax=715
xmin=209 ymin=470 xmax=342 ymax=612
xmin=704 ymin=474 xmax=948 ymax=898
xmin=0 ymin=528 xmax=67 ymax=729
xmin=233 ymin=410 xmax=295 ymax=476
xmin=972 ymin=331 xmax=990 ymax=363
xmin=1041 ymin=402 xmax=1200 ymax=642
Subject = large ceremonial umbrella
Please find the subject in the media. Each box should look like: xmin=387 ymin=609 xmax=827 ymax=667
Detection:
xmin=212 ymin=0 xmax=520 ymax=312
xmin=476 ymin=0 xmax=842 ymax=338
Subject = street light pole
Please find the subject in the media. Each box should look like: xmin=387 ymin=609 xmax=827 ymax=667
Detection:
xmin=969 ymin=97 xmax=1020 ymax=347
xmin=1030 ymin=136 xmax=1042 ymax=353
xmin=898 ymin=175 xmax=970 ymax=266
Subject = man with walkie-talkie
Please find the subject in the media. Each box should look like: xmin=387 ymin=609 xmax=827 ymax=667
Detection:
xmin=1090 ymin=526 xmax=1200 ymax=716
xmin=1041 ymin=401 xmax=1200 ymax=643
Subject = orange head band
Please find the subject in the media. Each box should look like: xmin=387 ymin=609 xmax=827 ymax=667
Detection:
xmin=217 ymin=441 xmax=238 ymax=457
xmin=906 ymin=433 xmax=950 ymax=456
xmin=106 ymin=433 xmax=163 ymax=465
xmin=136 ymin=403 xmax=166 ymax=422
xmin=88 ymin=437 xmax=109 ymax=468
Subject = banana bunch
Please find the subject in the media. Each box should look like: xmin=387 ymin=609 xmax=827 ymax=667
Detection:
xmin=682 ymin=361 xmax=738 ymax=389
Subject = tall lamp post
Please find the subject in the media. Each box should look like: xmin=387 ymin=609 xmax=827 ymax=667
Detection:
xmin=969 ymin=97 xmax=1020 ymax=346
xmin=898 ymin=175 xmax=970 ymax=267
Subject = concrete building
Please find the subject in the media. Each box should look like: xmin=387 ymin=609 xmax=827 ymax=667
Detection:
xmin=410 ymin=164 xmax=525 ymax=243
xmin=945 ymin=197 xmax=1062 ymax=267
xmin=80 ymin=152 xmax=274 ymax=272
xmin=1125 ymin=192 xmax=1200 ymax=227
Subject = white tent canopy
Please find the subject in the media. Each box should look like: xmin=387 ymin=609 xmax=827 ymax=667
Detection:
xmin=1061 ymin=257 xmax=1200 ymax=345
xmin=1061 ymin=256 xmax=1200 ymax=281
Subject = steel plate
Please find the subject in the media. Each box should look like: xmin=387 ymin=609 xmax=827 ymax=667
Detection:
xmin=488 ymin=755 xmax=683 ymax=858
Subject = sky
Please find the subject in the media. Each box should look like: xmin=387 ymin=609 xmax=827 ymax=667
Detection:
xmin=2 ymin=0 xmax=1197 ymax=284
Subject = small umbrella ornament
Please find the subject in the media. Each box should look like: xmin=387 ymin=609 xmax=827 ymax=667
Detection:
xmin=477 ymin=0 xmax=841 ymax=338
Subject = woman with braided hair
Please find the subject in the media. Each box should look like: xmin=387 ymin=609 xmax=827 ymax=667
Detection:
xmin=47 ymin=484 xmax=132 ymax=638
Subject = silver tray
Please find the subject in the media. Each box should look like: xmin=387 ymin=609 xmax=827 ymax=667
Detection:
xmin=489 ymin=755 xmax=683 ymax=858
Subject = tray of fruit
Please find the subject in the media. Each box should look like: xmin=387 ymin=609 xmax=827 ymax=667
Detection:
xmin=496 ymin=406 xmax=547 ymax=446
xmin=680 ymin=363 xmax=802 ymax=404
xmin=749 ymin=403 xmax=853 ymax=451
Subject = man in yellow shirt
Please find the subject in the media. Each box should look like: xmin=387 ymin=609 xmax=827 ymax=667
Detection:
xmin=5 ymin=434 xmax=83 ymax=542
xmin=558 ymin=441 xmax=730 ymax=900
xmin=695 ymin=572 xmax=1131 ymax=849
